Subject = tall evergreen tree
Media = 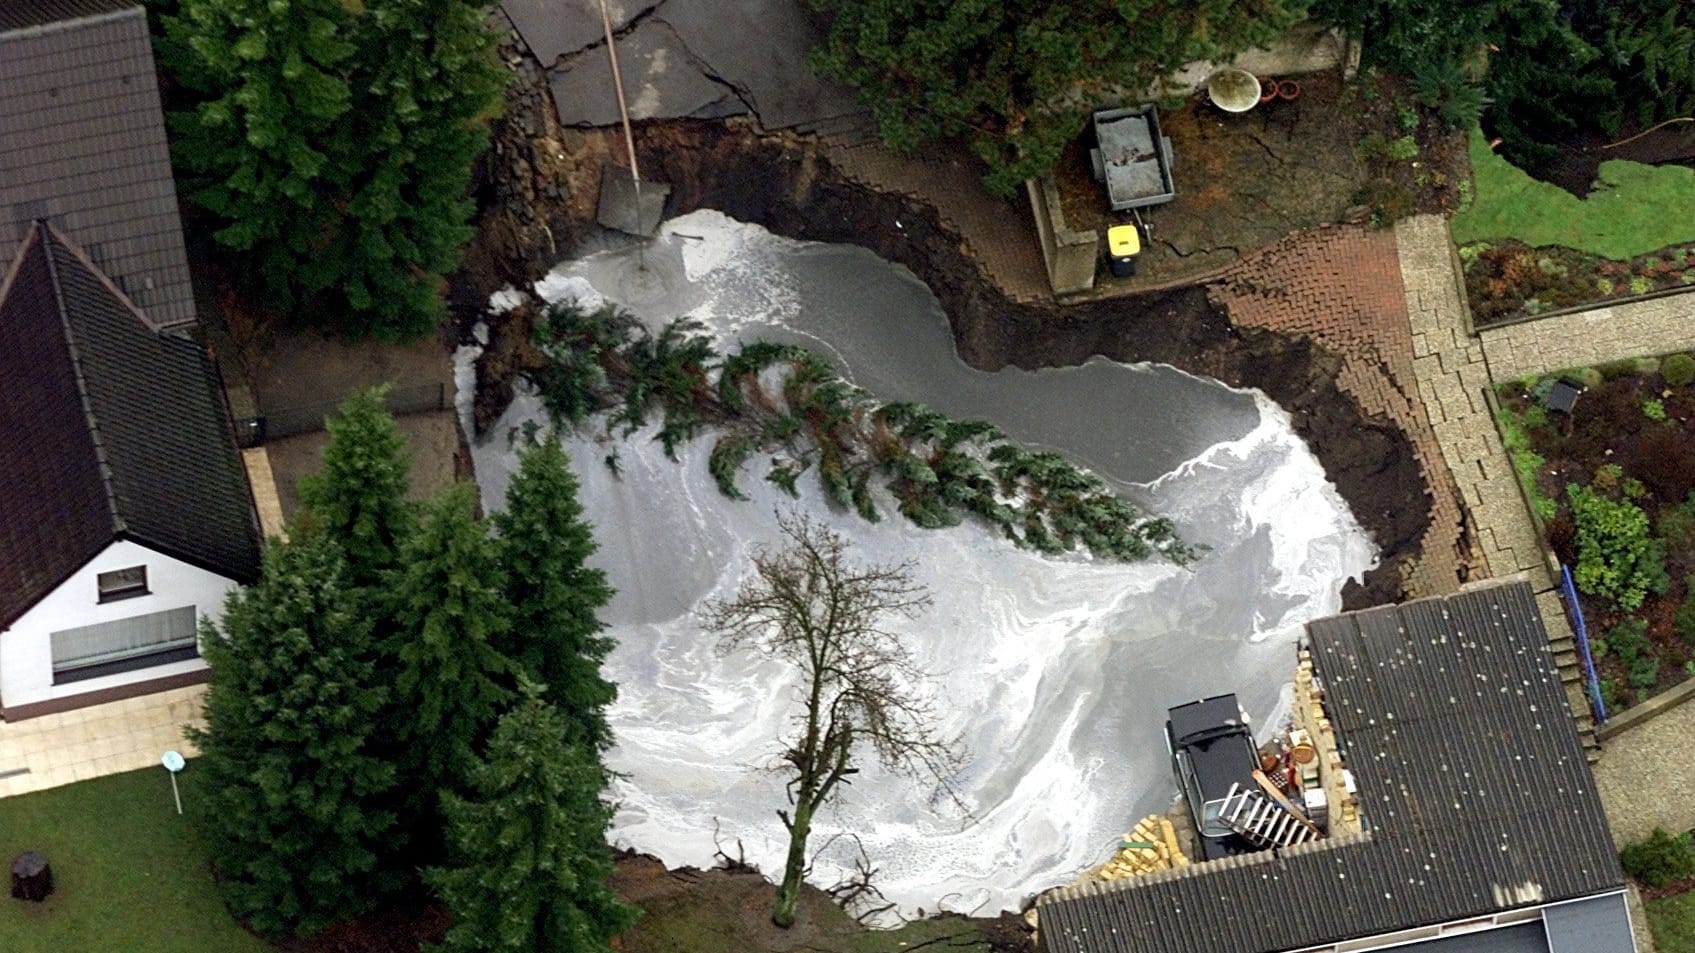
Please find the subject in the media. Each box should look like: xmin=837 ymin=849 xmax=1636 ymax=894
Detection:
xmin=388 ymin=482 xmax=515 ymax=860
xmin=159 ymin=0 xmax=355 ymax=257
xmin=189 ymin=529 xmax=397 ymax=938
xmin=162 ymin=0 xmax=505 ymax=337
xmin=299 ymin=387 xmax=414 ymax=590
xmin=493 ymin=440 xmax=618 ymax=753
xmin=428 ymin=678 xmax=638 ymax=953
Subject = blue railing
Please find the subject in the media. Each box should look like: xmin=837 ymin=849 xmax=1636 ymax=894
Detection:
xmin=1559 ymin=563 xmax=1606 ymax=726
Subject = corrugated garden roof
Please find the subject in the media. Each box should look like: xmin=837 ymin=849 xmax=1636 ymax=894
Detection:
xmin=1036 ymin=582 xmax=1621 ymax=953
xmin=0 ymin=223 xmax=260 ymax=629
xmin=0 ymin=3 xmax=198 ymax=330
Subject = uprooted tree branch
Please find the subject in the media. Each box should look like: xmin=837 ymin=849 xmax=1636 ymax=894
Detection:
xmin=700 ymin=510 xmax=965 ymax=928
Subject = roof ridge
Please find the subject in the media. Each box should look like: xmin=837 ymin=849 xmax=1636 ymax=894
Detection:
xmin=40 ymin=220 xmax=165 ymax=333
xmin=36 ymin=221 xmax=126 ymax=536
xmin=0 ymin=5 xmax=140 ymax=42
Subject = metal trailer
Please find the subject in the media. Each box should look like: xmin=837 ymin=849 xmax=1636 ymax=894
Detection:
xmin=1090 ymin=105 xmax=1177 ymax=211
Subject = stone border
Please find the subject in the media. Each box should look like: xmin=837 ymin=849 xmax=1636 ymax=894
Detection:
xmin=1478 ymin=386 xmax=1560 ymax=578
xmin=1598 ymin=675 xmax=1695 ymax=742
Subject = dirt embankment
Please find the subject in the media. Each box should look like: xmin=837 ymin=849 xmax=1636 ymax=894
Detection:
xmin=458 ymin=107 xmax=1427 ymax=608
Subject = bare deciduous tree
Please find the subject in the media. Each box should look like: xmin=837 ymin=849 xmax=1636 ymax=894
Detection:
xmin=701 ymin=511 xmax=964 ymax=929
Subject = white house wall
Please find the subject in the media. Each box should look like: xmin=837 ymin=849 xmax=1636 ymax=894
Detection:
xmin=0 ymin=540 xmax=238 ymax=710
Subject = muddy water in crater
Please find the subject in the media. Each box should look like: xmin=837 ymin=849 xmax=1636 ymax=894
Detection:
xmin=467 ymin=211 xmax=1376 ymax=920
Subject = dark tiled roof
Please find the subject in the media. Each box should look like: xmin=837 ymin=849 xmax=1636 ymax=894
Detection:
xmin=0 ymin=223 xmax=260 ymax=629
xmin=1037 ymin=582 xmax=1622 ymax=953
xmin=0 ymin=0 xmax=137 ymax=31
xmin=0 ymin=4 xmax=198 ymax=330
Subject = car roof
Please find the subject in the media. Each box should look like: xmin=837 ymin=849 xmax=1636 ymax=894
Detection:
xmin=1166 ymin=693 xmax=1245 ymax=745
xmin=1185 ymin=731 xmax=1259 ymax=795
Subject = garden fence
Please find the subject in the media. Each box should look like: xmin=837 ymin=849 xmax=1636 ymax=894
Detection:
xmin=232 ymin=381 xmax=449 ymax=448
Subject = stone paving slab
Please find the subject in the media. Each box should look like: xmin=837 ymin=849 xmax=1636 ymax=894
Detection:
xmin=0 ymin=686 xmax=204 ymax=798
xmin=1480 ymin=291 xmax=1695 ymax=381
xmin=1593 ymin=695 xmax=1695 ymax=846
xmin=1395 ymin=215 xmax=1553 ymax=593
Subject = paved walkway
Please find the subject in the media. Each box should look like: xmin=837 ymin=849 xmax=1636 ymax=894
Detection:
xmin=1480 ymin=292 xmax=1695 ymax=381
xmin=1396 ymin=213 xmax=1695 ymax=851
xmin=1593 ymin=697 xmax=1695 ymax=845
xmin=1396 ymin=216 xmax=1554 ymax=593
xmin=0 ymin=686 xmax=205 ymax=798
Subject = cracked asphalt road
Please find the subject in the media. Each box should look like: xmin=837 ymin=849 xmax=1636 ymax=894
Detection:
xmin=505 ymin=0 xmax=863 ymax=132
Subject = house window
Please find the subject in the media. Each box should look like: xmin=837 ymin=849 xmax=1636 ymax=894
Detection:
xmin=96 ymin=565 xmax=149 ymax=602
xmin=50 ymin=606 xmax=198 ymax=684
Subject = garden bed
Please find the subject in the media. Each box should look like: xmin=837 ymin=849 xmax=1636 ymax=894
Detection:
xmin=1454 ymin=128 xmax=1695 ymax=326
xmin=1461 ymin=239 xmax=1695 ymax=325
xmin=1494 ymin=353 xmax=1695 ymax=711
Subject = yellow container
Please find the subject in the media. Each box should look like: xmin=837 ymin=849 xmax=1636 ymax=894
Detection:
xmin=1107 ymin=224 xmax=1141 ymax=257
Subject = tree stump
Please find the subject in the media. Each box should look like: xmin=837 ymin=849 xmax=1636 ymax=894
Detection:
xmin=10 ymin=851 xmax=52 ymax=902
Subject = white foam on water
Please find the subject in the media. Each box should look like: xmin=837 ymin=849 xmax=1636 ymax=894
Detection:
xmin=487 ymin=286 xmax=528 ymax=315
xmin=465 ymin=210 xmax=1378 ymax=921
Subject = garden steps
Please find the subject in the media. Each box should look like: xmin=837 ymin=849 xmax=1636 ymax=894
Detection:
xmin=1543 ymin=629 xmax=1601 ymax=763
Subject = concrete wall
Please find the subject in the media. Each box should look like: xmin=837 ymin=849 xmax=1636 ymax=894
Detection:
xmin=1026 ymin=174 xmax=1098 ymax=296
xmin=0 ymin=540 xmax=236 ymax=711
xmin=1161 ymin=24 xmax=1359 ymax=96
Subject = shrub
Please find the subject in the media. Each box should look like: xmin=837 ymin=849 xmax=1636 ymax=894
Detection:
xmin=1606 ymin=618 xmax=1651 ymax=666
xmin=1496 ymin=405 xmax=1557 ymax=518
xmin=1664 ymin=353 xmax=1695 ymax=388
xmin=1643 ymin=399 xmax=1668 ymax=422
xmin=1663 ymin=498 xmax=1695 ymax=565
xmin=1620 ymin=828 xmax=1695 ymax=888
xmin=1628 ymin=653 xmax=1660 ymax=692
xmin=1568 ymin=483 xmax=1670 ymax=611
xmin=1677 ymin=579 xmax=1695 ymax=646
xmin=1559 ymin=367 xmax=1604 ymax=390
xmin=1356 ymin=179 xmax=1414 ymax=227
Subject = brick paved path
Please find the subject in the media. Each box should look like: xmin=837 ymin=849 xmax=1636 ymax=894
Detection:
xmin=1209 ymin=223 xmax=1471 ymax=599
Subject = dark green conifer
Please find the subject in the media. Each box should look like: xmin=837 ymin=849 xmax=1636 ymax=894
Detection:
xmin=387 ymin=483 xmax=514 ymax=862
xmin=428 ymin=678 xmax=638 ymax=953
xmin=190 ymin=528 xmax=396 ymax=938
xmin=493 ymin=440 xmax=617 ymax=753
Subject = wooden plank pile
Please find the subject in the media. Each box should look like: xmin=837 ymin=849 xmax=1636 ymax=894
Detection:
xmin=1096 ymin=815 xmax=1190 ymax=880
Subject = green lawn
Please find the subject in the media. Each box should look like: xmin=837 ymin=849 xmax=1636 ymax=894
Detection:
xmin=1651 ymin=890 xmax=1695 ymax=953
xmin=0 ymin=767 xmax=268 ymax=953
xmin=1451 ymin=127 xmax=1695 ymax=259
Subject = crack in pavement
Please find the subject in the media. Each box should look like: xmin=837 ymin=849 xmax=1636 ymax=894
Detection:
xmin=650 ymin=13 xmax=757 ymax=117
xmin=550 ymin=0 xmax=673 ymax=68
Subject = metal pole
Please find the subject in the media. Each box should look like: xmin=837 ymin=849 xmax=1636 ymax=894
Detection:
xmin=598 ymin=0 xmax=646 ymax=256
xmin=169 ymin=772 xmax=182 ymax=815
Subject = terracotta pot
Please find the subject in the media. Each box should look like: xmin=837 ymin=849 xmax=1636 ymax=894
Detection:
xmin=1277 ymin=79 xmax=1301 ymax=101
xmin=1258 ymin=80 xmax=1279 ymax=105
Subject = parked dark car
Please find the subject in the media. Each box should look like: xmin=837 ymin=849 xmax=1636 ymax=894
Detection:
xmin=1165 ymin=693 xmax=1261 ymax=861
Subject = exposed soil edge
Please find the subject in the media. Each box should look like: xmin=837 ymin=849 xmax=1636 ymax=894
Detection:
xmin=459 ymin=117 xmax=1430 ymax=610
